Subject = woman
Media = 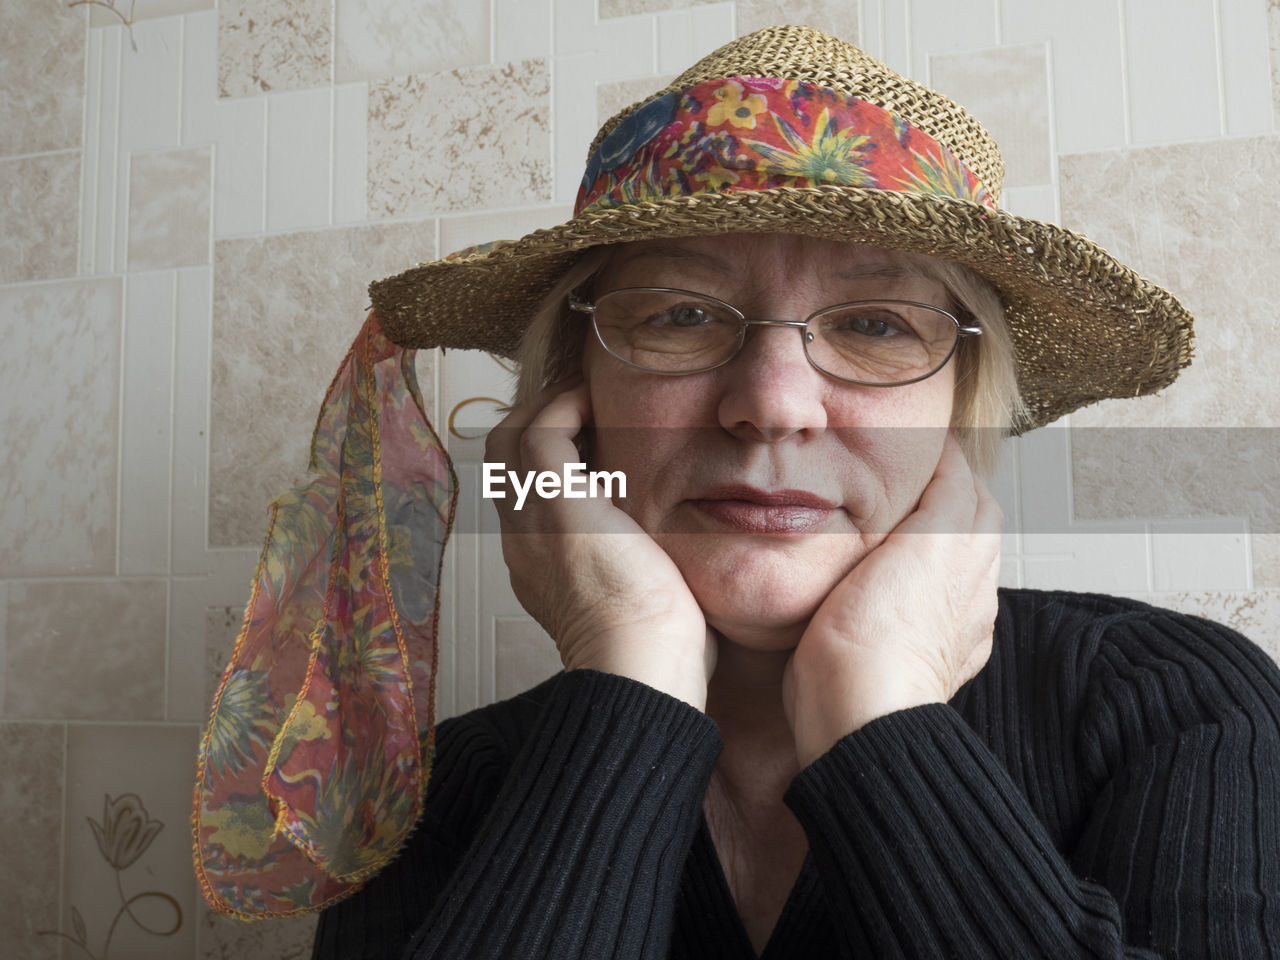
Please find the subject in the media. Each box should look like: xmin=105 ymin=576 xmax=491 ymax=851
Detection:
xmin=199 ymin=24 xmax=1280 ymax=958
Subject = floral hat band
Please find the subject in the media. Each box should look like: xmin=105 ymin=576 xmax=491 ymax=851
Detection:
xmin=575 ymin=77 xmax=997 ymax=218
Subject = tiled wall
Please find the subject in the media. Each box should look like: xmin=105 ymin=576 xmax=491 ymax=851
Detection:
xmin=3 ymin=0 xmax=1280 ymax=956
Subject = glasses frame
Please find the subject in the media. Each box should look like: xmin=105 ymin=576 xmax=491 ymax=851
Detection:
xmin=568 ymin=286 xmax=982 ymax=388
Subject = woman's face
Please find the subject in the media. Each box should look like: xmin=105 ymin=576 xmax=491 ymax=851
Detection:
xmin=580 ymin=234 xmax=956 ymax=648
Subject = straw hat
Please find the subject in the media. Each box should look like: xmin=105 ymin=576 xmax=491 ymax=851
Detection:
xmin=369 ymin=24 xmax=1193 ymax=431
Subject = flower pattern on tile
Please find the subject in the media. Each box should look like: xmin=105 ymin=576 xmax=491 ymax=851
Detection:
xmin=577 ymin=78 xmax=994 ymax=216
xmin=368 ymin=60 xmax=551 ymax=216
xmin=39 ymin=792 xmax=182 ymax=960
xmin=0 ymin=153 xmax=80 ymax=284
xmin=218 ymin=0 xmax=332 ymax=97
xmin=128 ymin=147 xmax=212 ymax=270
xmin=0 ymin=0 xmax=85 ymax=155
xmin=196 ymin=314 xmax=456 ymax=917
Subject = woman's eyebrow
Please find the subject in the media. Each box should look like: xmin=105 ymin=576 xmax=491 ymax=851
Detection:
xmin=614 ymin=246 xmax=731 ymax=272
xmin=837 ymin=264 xmax=923 ymax=282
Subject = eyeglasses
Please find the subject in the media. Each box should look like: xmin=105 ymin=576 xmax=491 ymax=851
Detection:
xmin=568 ymin=287 xmax=981 ymax=387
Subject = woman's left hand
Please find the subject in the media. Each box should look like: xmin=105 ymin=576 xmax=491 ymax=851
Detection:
xmin=782 ymin=431 xmax=1003 ymax=767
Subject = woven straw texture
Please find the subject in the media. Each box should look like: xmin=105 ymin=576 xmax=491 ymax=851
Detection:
xmin=369 ymin=25 xmax=1193 ymax=431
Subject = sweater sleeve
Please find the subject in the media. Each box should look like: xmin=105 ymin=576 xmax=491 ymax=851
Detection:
xmin=783 ymin=604 xmax=1280 ymax=958
xmin=312 ymin=669 xmax=722 ymax=960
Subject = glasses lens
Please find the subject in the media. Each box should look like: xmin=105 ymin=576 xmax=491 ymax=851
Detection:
xmin=806 ymin=300 xmax=959 ymax=385
xmin=593 ymin=289 xmax=742 ymax=372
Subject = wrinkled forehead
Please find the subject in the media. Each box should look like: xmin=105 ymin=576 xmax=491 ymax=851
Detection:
xmin=596 ymin=234 xmax=953 ymax=301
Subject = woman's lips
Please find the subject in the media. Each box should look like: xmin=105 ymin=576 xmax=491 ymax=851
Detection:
xmin=688 ymin=487 xmax=839 ymax=534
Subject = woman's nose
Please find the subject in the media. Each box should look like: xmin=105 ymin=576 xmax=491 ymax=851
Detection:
xmin=716 ymin=323 xmax=829 ymax=442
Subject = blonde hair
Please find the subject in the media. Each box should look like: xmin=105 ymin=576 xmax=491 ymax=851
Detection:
xmin=514 ymin=243 xmax=1023 ymax=476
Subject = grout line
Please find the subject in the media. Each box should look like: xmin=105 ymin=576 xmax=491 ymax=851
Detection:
xmin=108 ymin=26 xmax=123 ymax=278
xmin=1116 ymin=0 xmax=1133 ymax=145
xmin=177 ymin=13 xmax=186 ymax=144
xmin=114 ymin=275 xmax=129 ymax=578
xmin=903 ymin=0 xmax=913 ymax=77
xmin=993 ymin=0 xmax=1003 ymax=46
xmin=1211 ymin=0 xmax=1228 ymax=136
xmin=489 ymin=0 xmax=496 ymax=63
xmin=1043 ymin=39 xmax=1062 ymax=222
xmin=168 ymin=273 xmax=179 ymax=579
xmin=260 ymin=97 xmax=269 ymax=234
xmin=57 ymin=721 xmax=69 ymax=953
xmin=1243 ymin=518 xmax=1255 ymax=591
xmin=1144 ymin=521 xmax=1154 ymax=592
xmin=328 ymin=85 xmax=336 ymax=227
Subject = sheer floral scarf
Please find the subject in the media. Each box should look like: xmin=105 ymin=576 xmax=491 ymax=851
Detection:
xmin=192 ymin=312 xmax=457 ymax=917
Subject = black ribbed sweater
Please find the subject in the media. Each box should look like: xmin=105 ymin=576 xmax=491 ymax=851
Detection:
xmin=312 ymin=589 xmax=1280 ymax=958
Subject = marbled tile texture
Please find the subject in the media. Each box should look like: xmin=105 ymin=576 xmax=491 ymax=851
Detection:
xmin=4 ymin=581 xmax=167 ymax=720
xmin=735 ymin=0 xmax=860 ymax=40
xmin=1062 ymin=137 xmax=1280 ymax=533
xmin=218 ymin=0 xmax=333 ymax=97
xmin=930 ymin=43 xmax=1051 ymax=190
xmin=129 ymin=147 xmax=213 ymax=270
xmin=201 ymin=910 xmax=317 ymax=959
xmin=0 ymin=279 xmax=121 ymax=577
xmin=1156 ymin=590 xmax=1280 ymax=663
xmin=597 ymin=76 xmax=677 ymax=130
xmin=336 ymin=0 xmax=490 ymax=83
xmin=0 ymin=153 xmax=80 ymax=283
xmin=600 ymin=0 xmax=719 ymax=16
xmin=209 ymin=220 xmax=436 ymax=546
xmin=0 ymin=723 xmax=64 ymax=960
xmin=0 ymin=0 xmax=85 ymax=156
xmin=368 ymin=60 xmax=552 ymax=217
xmin=205 ymin=605 xmax=243 ymax=706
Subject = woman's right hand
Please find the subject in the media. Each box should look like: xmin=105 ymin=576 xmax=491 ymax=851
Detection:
xmin=484 ymin=378 xmax=717 ymax=711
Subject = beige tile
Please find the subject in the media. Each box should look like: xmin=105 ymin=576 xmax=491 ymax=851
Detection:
xmin=218 ymin=0 xmax=332 ymax=98
xmin=5 ymin=581 xmax=166 ymax=721
xmin=1148 ymin=590 xmax=1280 ymax=665
xmin=0 ymin=278 xmax=121 ymax=577
xmin=200 ymin=907 xmax=317 ymax=959
xmin=1070 ymin=428 xmax=1279 ymax=532
xmin=209 ymin=220 xmax=436 ymax=546
xmin=599 ymin=0 xmax=718 ymax=16
xmin=205 ymin=605 xmax=244 ymax=707
xmin=736 ymin=0 xmax=860 ymax=41
xmin=0 ymin=153 xmax=80 ymax=283
xmin=930 ymin=43 xmax=1051 ymax=191
xmin=0 ymin=722 xmax=64 ymax=960
xmin=128 ymin=147 xmax=213 ymax=270
xmin=369 ymin=60 xmax=552 ymax=217
xmin=494 ymin=615 xmax=559 ymax=700
xmin=596 ymin=75 xmax=677 ymax=129
xmin=1062 ymin=138 xmax=1280 ymax=529
xmin=89 ymin=0 xmax=214 ymax=27
xmin=1254 ymin=533 xmax=1280 ymax=587
xmin=63 ymin=724 xmax=200 ymax=960
xmin=0 ymin=0 xmax=84 ymax=155
xmin=1061 ymin=137 xmax=1280 ymax=430
xmin=336 ymin=0 xmax=489 ymax=83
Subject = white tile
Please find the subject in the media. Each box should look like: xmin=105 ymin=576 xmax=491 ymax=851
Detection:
xmin=172 ymin=266 xmax=212 ymax=575
xmin=1015 ymin=424 xmax=1073 ymax=535
xmin=496 ymin=0 xmax=552 ymax=63
xmin=860 ymin=0 xmax=885 ymax=63
xmin=879 ymin=0 xmax=911 ymax=77
xmin=181 ymin=9 xmax=218 ymax=146
xmin=80 ymin=28 xmax=104 ymax=277
xmin=0 ymin=583 xmax=7 ymax=716
xmin=1001 ymin=184 xmax=1058 ymax=221
xmin=266 ymin=88 xmax=332 ymax=232
xmin=690 ymin=3 xmax=734 ymax=52
xmin=656 ymin=10 xmax=695 ymax=75
xmin=212 ymin=95 xmax=265 ymax=237
xmin=333 ymin=82 xmax=368 ymax=224
xmin=554 ymin=0 xmax=606 ymax=56
xmin=88 ymin=0 xmax=213 ymax=26
xmin=92 ymin=28 xmax=124 ymax=276
xmin=1021 ymin=527 xmax=1151 ymax=594
xmin=1124 ymin=0 xmax=1220 ymax=144
xmin=1218 ymin=0 xmax=1274 ymax=135
xmin=335 ymin=0 xmax=490 ymax=83
xmin=593 ymin=14 xmax=656 ymax=80
xmin=1151 ymin=518 xmax=1251 ymax=592
xmin=1001 ymin=0 xmax=1128 ymax=154
xmin=494 ymin=615 xmax=559 ymax=700
xmin=439 ymin=349 xmax=519 ymax=463
xmin=912 ymin=0 xmax=998 ymax=82
xmin=119 ymin=271 xmax=176 ymax=576
xmin=553 ymin=54 xmax=602 ymax=204
xmin=168 ymin=553 xmax=258 ymax=723
xmin=119 ymin=17 xmax=183 ymax=154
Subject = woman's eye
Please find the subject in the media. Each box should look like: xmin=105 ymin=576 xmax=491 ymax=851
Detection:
xmin=837 ymin=311 xmax=909 ymax=337
xmin=655 ymin=305 xmax=712 ymax=327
